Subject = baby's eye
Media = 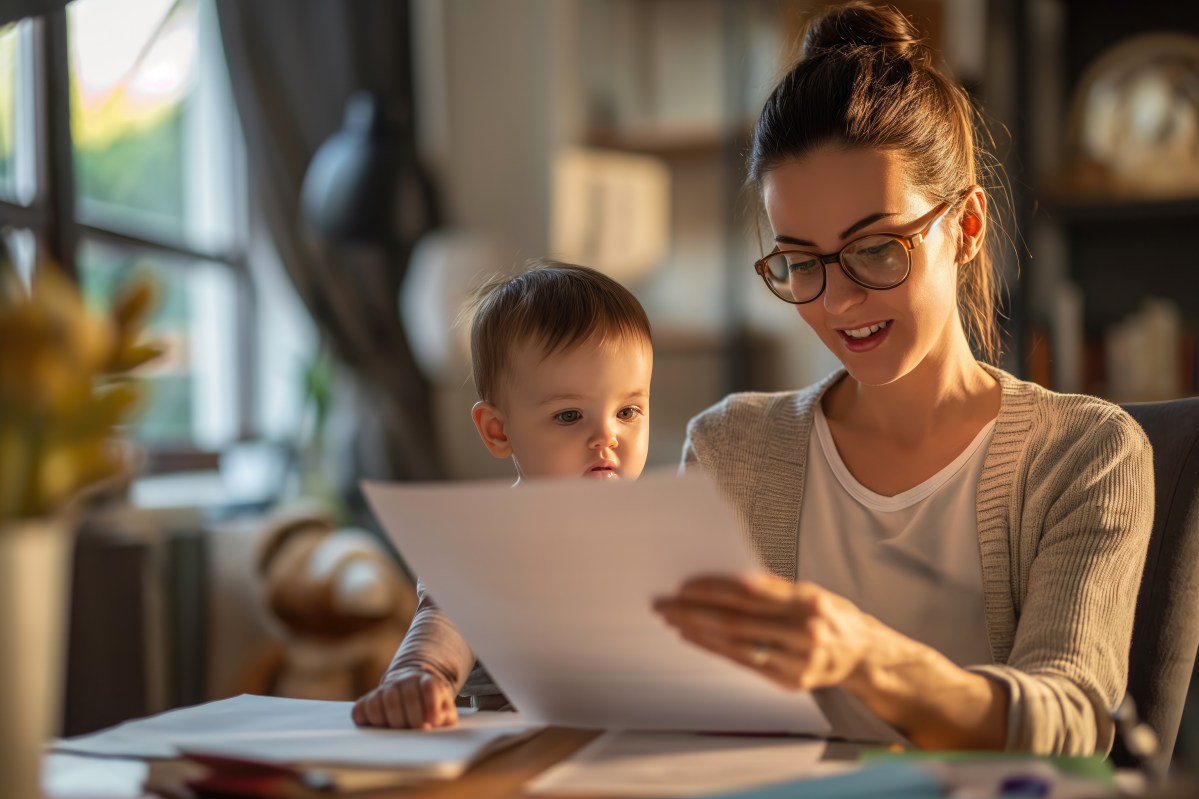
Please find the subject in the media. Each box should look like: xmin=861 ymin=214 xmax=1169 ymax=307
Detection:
xmin=617 ymin=406 xmax=642 ymax=421
xmin=554 ymin=410 xmax=582 ymax=424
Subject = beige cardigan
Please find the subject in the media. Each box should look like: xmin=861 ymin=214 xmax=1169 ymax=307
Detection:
xmin=682 ymin=364 xmax=1154 ymax=755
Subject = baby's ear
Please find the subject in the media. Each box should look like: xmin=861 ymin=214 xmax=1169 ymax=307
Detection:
xmin=471 ymin=401 xmax=512 ymax=459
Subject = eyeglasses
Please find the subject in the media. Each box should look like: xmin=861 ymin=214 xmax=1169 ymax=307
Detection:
xmin=753 ymin=201 xmax=954 ymax=304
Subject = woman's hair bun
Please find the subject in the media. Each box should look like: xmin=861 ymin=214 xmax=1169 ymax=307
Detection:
xmin=801 ymin=2 xmax=923 ymax=59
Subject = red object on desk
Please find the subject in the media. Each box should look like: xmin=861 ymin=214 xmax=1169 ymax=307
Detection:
xmin=181 ymin=751 xmax=332 ymax=798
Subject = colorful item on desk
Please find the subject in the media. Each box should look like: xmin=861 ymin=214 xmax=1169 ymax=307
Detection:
xmin=997 ymin=774 xmax=1050 ymax=797
xmin=861 ymin=749 xmax=1117 ymax=798
xmin=860 ymin=749 xmax=1115 ymax=784
xmin=699 ymin=762 xmax=943 ymax=799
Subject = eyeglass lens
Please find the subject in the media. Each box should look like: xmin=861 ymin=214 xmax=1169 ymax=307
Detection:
xmin=761 ymin=235 xmax=910 ymax=303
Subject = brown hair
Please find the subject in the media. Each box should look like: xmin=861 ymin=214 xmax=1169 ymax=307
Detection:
xmin=466 ymin=258 xmax=652 ymax=404
xmin=749 ymin=1 xmax=1006 ymax=363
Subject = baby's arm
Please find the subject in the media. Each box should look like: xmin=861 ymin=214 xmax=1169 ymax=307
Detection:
xmin=351 ymin=581 xmax=476 ymax=729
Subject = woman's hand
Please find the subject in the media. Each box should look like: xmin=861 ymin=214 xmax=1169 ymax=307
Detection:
xmin=351 ymin=667 xmax=459 ymax=730
xmin=653 ymin=574 xmax=877 ymax=693
xmin=654 ymin=573 xmax=1009 ymax=750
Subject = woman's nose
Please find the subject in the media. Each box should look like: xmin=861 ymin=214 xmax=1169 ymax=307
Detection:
xmin=822 ymin=263 xmax=868 ymax=314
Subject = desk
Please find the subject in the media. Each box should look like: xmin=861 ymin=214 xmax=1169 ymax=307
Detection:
xmin=45 ymin=728 xmax=599 ymax=799
xmin=44 ymin=729 xmax=1167 ymax=799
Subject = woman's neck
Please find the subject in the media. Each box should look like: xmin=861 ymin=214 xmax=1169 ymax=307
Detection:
xmin=825 ymin=328 xmax=998 ymax=444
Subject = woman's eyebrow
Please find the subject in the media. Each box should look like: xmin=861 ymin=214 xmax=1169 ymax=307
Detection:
xmin=774 ymin=211 xmax=897 ymax=247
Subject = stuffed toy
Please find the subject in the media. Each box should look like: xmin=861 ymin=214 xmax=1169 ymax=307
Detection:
xmin=238 ymin=508 xmax=417 ymax=701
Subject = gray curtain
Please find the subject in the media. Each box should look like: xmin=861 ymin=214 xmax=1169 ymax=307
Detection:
xmin=0 ymin=0 xmax=65 ymax=26
xmin=215 ymin=0 xmax=443 ymax=482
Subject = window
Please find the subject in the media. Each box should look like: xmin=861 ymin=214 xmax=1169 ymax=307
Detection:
xmin=0 ymin=20 xmax=36 ymax=208
xmin=0 ymin=0 xmax=280 ymax=453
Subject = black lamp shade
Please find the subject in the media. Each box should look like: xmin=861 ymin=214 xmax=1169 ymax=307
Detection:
xmin=301 ymin=92 xmax=403 ymax=245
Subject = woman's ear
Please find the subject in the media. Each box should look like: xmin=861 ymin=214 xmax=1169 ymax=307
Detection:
xmin=471 ymin=401 xmax=513 ymax=459
xmin=957 ymin=186 xmax=987 ymax=265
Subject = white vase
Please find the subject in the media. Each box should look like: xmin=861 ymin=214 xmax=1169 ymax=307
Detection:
xmin=0 ymin=517 xmax=75 ymax=799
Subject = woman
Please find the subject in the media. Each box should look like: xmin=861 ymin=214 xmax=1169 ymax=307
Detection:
xmin=654 ymin=1 xmax=1153 ymax=755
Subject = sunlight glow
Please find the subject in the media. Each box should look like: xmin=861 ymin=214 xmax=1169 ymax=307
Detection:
xmin=69 ymin=0 xmax=198 ymax=148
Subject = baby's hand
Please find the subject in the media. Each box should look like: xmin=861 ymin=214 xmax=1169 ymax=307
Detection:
xmin=351 ymin=668 xmax=459 ymax=729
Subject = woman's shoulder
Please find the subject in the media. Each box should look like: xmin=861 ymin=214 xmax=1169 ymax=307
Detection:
xmin=687 ymin=370 xmax=842 ymax=438
xmin=983 ymin=364 xmax=1152 ymax=455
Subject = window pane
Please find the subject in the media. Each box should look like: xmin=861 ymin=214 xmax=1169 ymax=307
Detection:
xmin=76 ymin=238 xmax=241 ymax=449
xmin=0 ymin=20 xmax=37 ymax=206
xmin=1 ymin=227 xmax=36 ymax=290
xmin=68 ymin=0 xmax=237 ymax=253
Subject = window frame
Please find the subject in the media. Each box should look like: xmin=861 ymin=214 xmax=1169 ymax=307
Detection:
xmin=0 ymin=7 xmax=256 ymax=465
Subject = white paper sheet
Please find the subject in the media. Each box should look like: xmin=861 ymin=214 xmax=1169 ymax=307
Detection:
xmin=525 ymin=731 xmax=830 ymax=796
xmin=362 ymin=469 xmax=831 ymax=736
xmin=52 ymin=694 xmax=541 ymax=775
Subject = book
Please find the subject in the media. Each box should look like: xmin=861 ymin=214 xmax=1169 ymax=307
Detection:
xmin=54 ymin=694 xmax=544 ymax=795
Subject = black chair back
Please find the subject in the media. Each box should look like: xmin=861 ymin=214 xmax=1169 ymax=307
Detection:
xmin=1115 ymin=398 xmax=1199 ymax=772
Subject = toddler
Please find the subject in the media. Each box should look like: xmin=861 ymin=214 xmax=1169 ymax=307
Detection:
xmin=352 ymin=259 xmax=653 ymax=729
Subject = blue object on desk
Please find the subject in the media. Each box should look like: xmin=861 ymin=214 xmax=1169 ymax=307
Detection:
xmin=701 ymin=762 xmax=943 ymax=799
xmin=998 ymin=774 xmax=1050 ymax=797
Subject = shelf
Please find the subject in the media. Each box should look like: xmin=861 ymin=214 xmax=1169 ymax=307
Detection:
xmin=1037 ymin=193 xmax=1199 ymax=224
xmin=585 ymin=123 xmax=753 ymax=161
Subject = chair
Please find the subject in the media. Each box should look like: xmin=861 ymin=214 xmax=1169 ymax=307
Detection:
xmin=1112 ymin=397 xmax=1199 ymax=772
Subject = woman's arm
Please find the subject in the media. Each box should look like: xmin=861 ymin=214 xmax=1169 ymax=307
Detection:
xmin=843 ymin=609 xmax=1007 ymax=749
xmin=968 ymin=409 xmax=1154 ymax=754
xmin=655 ymin=574 xmax=1008 ymax=749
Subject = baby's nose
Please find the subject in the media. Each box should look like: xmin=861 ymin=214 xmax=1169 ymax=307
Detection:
xmin=589 ymin=424 xmax=618 ymax=449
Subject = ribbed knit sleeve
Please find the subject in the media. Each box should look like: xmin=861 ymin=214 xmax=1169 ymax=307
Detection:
xmin=970 ymin=399 xmax=1154 ymax=755
xmin=381 ymin=580 xmax=476 ymax=693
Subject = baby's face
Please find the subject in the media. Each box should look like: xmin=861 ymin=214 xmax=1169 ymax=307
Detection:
xmin=498 ymin=337 xmax=651 ymax=481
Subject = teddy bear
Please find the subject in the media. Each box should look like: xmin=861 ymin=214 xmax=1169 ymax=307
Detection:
xmin=237 ymin=507 xmax=417 ymax=701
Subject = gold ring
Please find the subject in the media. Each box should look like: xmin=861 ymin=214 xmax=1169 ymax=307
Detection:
xmin=750 ymin=641 xmax=771 ymax=667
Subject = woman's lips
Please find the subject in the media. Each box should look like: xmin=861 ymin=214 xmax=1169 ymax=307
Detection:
xmin=837 ymin=320 xmax=892 ymax=353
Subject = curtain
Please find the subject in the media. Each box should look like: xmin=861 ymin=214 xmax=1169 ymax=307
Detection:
xmin=215 ymin=0 xmax=443 ymax=482
xmin=1 ymin=0 xmax=66 ymax=26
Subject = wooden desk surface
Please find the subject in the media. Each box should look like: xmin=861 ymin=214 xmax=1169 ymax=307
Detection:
xmin=47 ymin=728 xmax=605 ymax=799
xmin=375 ymin=727 xmax=600 ymax=799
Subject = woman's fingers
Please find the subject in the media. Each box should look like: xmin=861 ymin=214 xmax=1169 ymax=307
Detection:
xmin=669 ymin=574 xmax=823 ymax=617
xmin=678 ymin=627 xmax=812 ymax=691
xmin=658 ymin=601 xmax=812 ymax=651
xmin=657 ymin=576 xmax=870 ymax=693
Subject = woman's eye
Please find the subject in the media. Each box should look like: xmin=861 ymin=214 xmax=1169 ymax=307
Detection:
xmin=617 ymin=407 xmax=642 ymax=421
xmin=857 ymin=239 xmax=899 ymax=258
xmin=554 ymin=410 xmax=582 ymax=424
xmin=788 ymin=257 xmax=819 ymax=274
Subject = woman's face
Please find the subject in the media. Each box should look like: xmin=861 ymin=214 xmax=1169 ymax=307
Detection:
xmin=761 ymin=146 xmax=964 ymax=387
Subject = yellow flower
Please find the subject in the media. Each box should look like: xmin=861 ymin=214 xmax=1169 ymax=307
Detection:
xmin=0 ymin=258 xmax=162 ymax=523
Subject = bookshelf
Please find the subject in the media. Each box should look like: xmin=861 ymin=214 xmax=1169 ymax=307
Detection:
xmin=1010 ymin=0 xmax=1199 ymax=400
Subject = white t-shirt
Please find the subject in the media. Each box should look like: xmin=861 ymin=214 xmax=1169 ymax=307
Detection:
xmin=796 ymin=402 xmax=996 ymax=667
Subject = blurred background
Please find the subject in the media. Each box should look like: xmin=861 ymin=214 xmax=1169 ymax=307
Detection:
xmin=2 ymin=0 xmax=1198 ymax=769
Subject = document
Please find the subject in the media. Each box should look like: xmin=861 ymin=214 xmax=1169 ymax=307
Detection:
xmin=53 ymin=694 xmax=542 ymax=788
xmin=525 ymin=731 xmax=831 ymax=796
xmin=362 ymin=469 xmax=831 ymax=736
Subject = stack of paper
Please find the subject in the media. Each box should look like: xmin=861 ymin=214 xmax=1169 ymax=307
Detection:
xmin=53 ymin=694 xmax=543 ymax=793
xmin=526 ymin=731 xmax=832 ymax=796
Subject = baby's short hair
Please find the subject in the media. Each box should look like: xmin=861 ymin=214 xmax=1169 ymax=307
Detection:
xmin=467 ymin=258 xmax=652 ymax=404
